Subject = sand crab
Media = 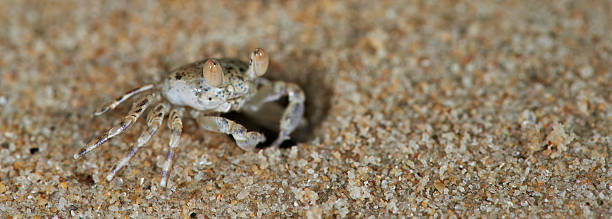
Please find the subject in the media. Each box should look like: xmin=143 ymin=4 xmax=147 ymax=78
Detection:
xmin=74 ymin=48 xmax=305 ymax=187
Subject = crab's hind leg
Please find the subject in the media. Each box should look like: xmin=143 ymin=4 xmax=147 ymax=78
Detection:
xmin=191 ymin=113 xmax=266 ymax=151
xmin=244 ymin=81 xmax=305 ymax=147
xmin=106 ymin=102 xmax=169 ymax=181
xmin=94 ymin=84 xmax=155 ymax=116
xmin=160 ymin=107 xmax=184 ymax=187
xmin=74 ymin=94 xmax=155 ymax=159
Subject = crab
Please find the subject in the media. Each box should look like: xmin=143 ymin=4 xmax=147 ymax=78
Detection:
xmin=74 ymin=48 xmax=305 ymax=187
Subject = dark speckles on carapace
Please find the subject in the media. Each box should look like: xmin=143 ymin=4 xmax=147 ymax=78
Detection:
xmin=174 ymin=72 xmax=186 ymax=80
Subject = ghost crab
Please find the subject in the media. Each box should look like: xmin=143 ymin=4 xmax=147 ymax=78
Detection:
xmin=74 ymin=48 xmax=305 ymax=187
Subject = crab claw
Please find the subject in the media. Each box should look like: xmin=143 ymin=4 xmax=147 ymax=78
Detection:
xmin=203 ymin=59 xmax=225 ymax=87
xmin=248 ymin=48 xmax=269 ymax=78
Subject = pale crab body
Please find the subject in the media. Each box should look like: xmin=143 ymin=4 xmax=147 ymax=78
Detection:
xmin=74 ymin=49 xmax=305 ymax=187
xmin=162 ymin=58 xmax=253 ymax=112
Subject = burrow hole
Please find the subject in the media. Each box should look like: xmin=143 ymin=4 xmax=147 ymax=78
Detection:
xmin=224 ymin=52 xmax=333 ymax=148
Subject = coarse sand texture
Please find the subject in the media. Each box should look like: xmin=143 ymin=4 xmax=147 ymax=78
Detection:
xmin=0 ymin=1 xmax=610 ymax=218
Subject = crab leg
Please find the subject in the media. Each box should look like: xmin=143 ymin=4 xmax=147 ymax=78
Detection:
xmin=160 ymin=107 xmax=184 ymax=187
xmin=94 ymin=84 xmax=155 ymax=116
xmin=74 ymin=94 xmax=155 ymax=159
xmin=106 ymin=102 xmax=169 ymax=181
xmin=192 ymin=114 xmax=266 ymax=151
xmin=244 ymin=81 xmax=304 ymax=147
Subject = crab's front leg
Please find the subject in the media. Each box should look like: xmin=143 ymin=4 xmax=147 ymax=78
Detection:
xmin=191 ymin=112 xmax=266 ymax=151
xmin=245 ymin=81 xmax=305 ymax=147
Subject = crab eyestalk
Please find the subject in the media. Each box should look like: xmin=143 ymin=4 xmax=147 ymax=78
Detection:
xmin=203 ymin=59 xmax=225 ymax=87
xmin=247 ymin=48 xmax=269 ymax=79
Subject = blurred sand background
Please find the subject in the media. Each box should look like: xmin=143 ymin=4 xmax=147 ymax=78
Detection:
xmin=0 ymin=0 xmax=610 ymax=218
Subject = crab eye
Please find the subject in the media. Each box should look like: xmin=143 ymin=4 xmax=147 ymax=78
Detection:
xmin=251 ymin=48 xmax=269 ymax=77
xmin=203 ymin=59 xmax=225 ymax=87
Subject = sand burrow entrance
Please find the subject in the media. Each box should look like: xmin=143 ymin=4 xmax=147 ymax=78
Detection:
xmin=223 ymin=53 xmax=333 ymax=148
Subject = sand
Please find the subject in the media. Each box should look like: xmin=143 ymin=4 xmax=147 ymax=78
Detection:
xmin=0 ymin=0 xmax=610 ymax=218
